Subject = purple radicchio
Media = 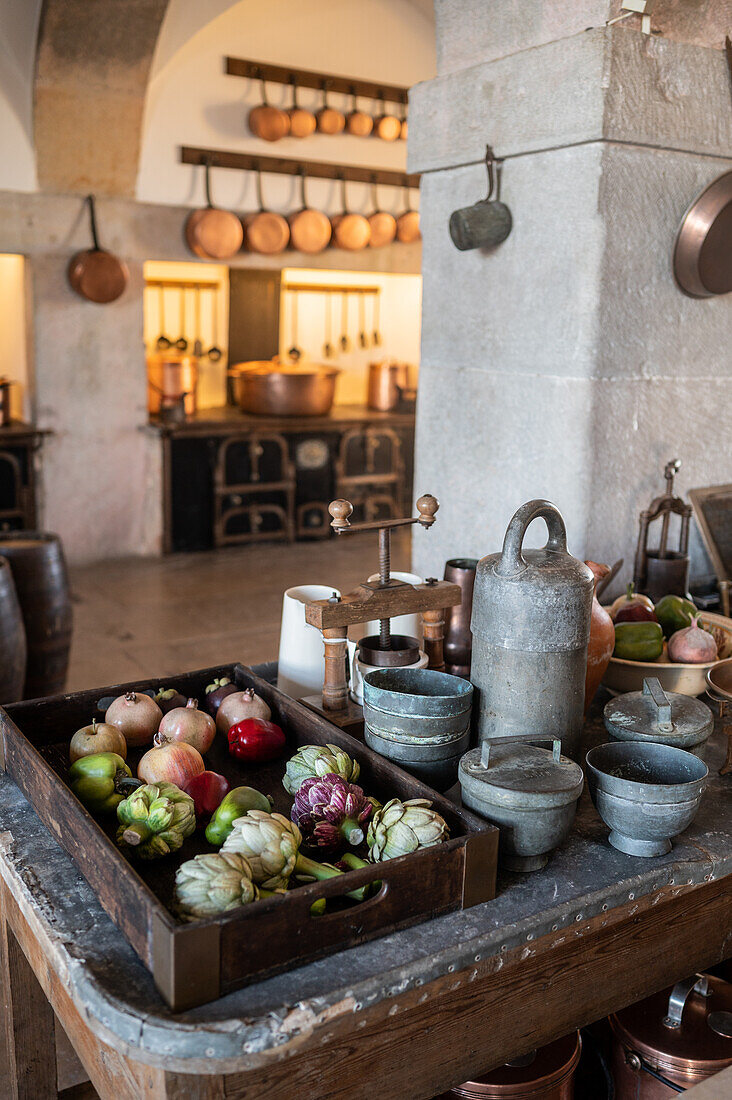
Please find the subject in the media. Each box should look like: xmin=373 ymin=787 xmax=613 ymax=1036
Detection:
xmin=291 ymin=773 xmax=373 ymax=851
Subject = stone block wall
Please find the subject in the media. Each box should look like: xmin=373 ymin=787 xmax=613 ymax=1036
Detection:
xmin=410 ymin=17 xmax=732 ymax=589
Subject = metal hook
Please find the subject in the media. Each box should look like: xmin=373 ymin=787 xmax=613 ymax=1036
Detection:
xmin=485 ymin=145 xmax=496 ymax=201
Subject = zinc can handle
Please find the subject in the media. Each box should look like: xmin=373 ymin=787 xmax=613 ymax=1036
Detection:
xmin=497 ymin=499 xmax=568 ymax=577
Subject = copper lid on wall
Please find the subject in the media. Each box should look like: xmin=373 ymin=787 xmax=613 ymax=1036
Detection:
xmin=673 ymin=170 xmax=732 ymax=298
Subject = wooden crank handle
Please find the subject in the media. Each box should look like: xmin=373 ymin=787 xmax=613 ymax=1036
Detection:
xmin=329 ymin=499 xmax=353 ymax=530
xmin=416 ymin=494 xmax=439 ymax=527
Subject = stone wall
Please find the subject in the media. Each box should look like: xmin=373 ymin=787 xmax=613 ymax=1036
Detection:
xmin=409 ymin=14 xmax=732 ymax=591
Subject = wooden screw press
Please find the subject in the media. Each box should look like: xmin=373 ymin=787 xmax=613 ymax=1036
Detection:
xmin=303 ymin=494 xmax=462 ymax=721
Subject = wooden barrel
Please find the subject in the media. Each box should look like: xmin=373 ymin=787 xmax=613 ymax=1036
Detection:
xmin=0 ymin=555 xmax=27 ymax=703
xmin=0 ymin=533 xmax=73 ymax=699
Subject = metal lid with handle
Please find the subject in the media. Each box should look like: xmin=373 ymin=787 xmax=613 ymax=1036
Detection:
xmin=604 ymin=676 xmax=714 ymax=751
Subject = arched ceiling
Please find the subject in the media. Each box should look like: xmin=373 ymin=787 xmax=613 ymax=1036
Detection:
xmin=34 ymin=0 xmax=169 ymax=196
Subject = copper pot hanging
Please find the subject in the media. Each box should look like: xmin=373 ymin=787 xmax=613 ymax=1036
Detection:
xmin=331 ymin=176 xmax=371 ymax=251
xmin=374 ymin=94 xmax=402 ymax=142
xmin=346 ymin=88 xmax=373 ymax=137
xmin=248 ymin=76 xmax=290 ymax=142
xmin=396 ymin=184 xmax=421 ymax=243
xmin=68 ymin=194 xmax=128 ymax=304
xmin=243 ymin=168 xmax=290 ymax=254
xmin=316 ymin=81 xmax=345 ymax=135
xmin=367 ymin=179 xmax=397 ymax=248
xmin=185 ymin=161 xmax=244 ymax=260
xmin=287 ymin=77 xmax=316 ymax=138
xmin=288 ymin=170 xmax=331 ymax=254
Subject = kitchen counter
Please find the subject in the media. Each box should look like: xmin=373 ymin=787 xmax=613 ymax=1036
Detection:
xmin=149 ymin=403 xmax=416 ymax=436
xmin=0 ymin=679 xmax=730 ymax=1098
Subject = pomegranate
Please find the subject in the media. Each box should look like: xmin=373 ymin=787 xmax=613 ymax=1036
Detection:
xmin=137 ymin=740 xmax=204 ymax=786
xmin=156 ymin=698 xmax=215 ymax=755
xmin=105 ymin=692 xmax=162 ymax=748
xmin=216 ymin=688 xmax=271 ymax=734
xmin=203 ymin=677 xmax=239 ymax=716
xmin=69 ymin=719 xmax=128 ymax=763
xmin=667 ymin=616 xmax=718 ymax=664
xmin=609 ymin=583 xmax=656 ymax=623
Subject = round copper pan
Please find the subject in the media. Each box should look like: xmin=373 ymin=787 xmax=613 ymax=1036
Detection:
xmin=248 ymin=77 xmax=290 ymax=142
xmin=185 ymin=161 xmax=243 ymax=260
xmin=673 ymin=170 xmax=732 ymax=298
xmin=68 ymin=195 xmax=128 ymax=304
xmin=440 ymin=1032 xmax=581 ymax=1098
xmin=368 ymin=211 xmax=397 ymax=248
xmin=287 ymin=80 xmax=316 ymax=138
xmin=288 ymin=173 xmax=331 ymax=254
xmin=244 ymin=170 xmax=290 ymax=255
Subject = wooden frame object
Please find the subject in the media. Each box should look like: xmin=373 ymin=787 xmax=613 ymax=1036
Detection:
xmin=181 ymin=146 xmax=420 ymax=189
xmin=689 ymin=483 xmax=732 ymax=616
xmin=0 ymin=664 xmax=497 ymax=1012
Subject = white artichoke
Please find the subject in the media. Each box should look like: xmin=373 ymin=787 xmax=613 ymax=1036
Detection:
xmin=222 ymin=810 xmax=301 ymax=890
xmin=174 ymin=852 xmax=258 ymax=919
xmin=367 ymin=798 xmax=449 ymax=862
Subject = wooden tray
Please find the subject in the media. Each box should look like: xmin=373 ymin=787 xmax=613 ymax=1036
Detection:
xmin=0 ymin=663 xmax=498 ymax=1010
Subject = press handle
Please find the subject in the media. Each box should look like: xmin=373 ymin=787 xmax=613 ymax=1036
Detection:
xmin=480 ymin=735 xmax=562 ymax=769
xmin=643 ymin=677 xmax=673 ymax=732
xmin=497 ymin=500 xmax=568 ymax=577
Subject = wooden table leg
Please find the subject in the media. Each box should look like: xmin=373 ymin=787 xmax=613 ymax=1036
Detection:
xmin=0 ymin=885 xmax=57 ymax=1099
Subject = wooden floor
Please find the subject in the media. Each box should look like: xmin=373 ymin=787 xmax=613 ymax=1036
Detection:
xmin=66 ymin=531 xmax=412 ymax=692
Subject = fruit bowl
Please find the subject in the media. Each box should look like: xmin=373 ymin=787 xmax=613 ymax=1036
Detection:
xmin=601 ymin=610 xmax=732 ymax=697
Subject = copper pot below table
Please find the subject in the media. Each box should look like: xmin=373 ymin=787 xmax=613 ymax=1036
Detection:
xmin=231 ymin=360 xmax=340 ymax=417
xmin=437 ymin=1032 xmax=581 ymax=1099
xmin=610 ymin=974 xmax=732 ymax=1097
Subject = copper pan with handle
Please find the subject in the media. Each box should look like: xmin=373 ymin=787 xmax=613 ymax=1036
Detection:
xmin=346 ymin=87 xmax=373 ymax=137
xmin=331 ymin=176 xmax=371 ymax=251
xmin=248 ymin=76 xmax=290 ymax=142
xmin=367 ymin=179 xmax=397 ymax=248
xmin=68 ymin=194 xmax=128 ymax=304
xmin=316 ymin=81 xmax=345 ymax=135
xmin=243 ymin=168 xmax=290 ymax=255
xmin=185 ymin=160 xmax=243 ymax=260
xmin=396 ymin=184 xmax=421 ymax=243
xmin=287 ymin=77 xmax=316 ymax=138
xmin=374 ymin=93 xmax=402 ymax=142
xmin=288 ymin=170 xmax=331 ymax=254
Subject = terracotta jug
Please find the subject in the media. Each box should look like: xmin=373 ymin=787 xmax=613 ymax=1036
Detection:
xmin=584 ymin=561 xmax=615 ymax=712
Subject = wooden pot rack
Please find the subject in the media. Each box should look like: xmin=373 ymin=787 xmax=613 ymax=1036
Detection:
xmin=225 ymin=56 xmax=409 ymax=106
xmin=180 ymin=146 xmax=420 ymax=190
xmin=283 ymin=283 xmax=380 ymax=295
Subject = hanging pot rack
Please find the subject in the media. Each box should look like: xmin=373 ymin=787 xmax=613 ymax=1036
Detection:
xmin=225 ymin=57 xmax=408 ymax=106
xmin=180 ymin=146 xmax=420 ymax=190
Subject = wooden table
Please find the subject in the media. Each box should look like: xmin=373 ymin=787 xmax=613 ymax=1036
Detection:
xmin=1 ymin=700 xmax=731 ymax=1099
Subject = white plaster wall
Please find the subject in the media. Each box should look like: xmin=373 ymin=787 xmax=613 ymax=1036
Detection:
xmin=137 ymin=0 xmax=435 ymax=219
xmin=0 ymin=0 xmax=42 ymax=193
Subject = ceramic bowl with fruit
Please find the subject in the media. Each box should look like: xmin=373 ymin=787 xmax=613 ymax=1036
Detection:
xmin=602 ymin=587 xmax=732 ymax=696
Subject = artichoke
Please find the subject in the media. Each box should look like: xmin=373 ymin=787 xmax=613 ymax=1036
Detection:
xmin=367 ymin=798 xmax=449 ymax=862
xmin=174 ymin=852 xmax=258 ymax=920
xmin=116 ymin=782 xmax=195 ymax=860
xmin=222 ymin=809 xmax=359 ymax=893
xmin=291 ymin=773 xmax=374 ymax=851
xmin=283 ymin=743 xmax=360 ymax=795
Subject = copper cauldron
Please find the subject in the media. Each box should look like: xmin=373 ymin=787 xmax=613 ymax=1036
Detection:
xmin=231 ymin=360 xmax=340 ymax=417
xmin=610 ymin=973 xmax=732 ymax=1096
xmin=437 ymin=1032 xmax=581 ymax=1099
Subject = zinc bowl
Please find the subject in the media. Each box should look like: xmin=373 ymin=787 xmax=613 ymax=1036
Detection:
xmin=585 ymin=741 xmax=708 ymax=858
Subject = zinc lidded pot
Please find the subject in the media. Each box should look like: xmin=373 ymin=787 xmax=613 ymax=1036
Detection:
xmin=471 ymin=501 xmax=593 ymax=760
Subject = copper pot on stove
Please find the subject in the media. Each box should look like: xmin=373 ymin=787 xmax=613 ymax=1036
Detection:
xmin=437 ymin=1032 xmax=581 ymax=1099
xmin=610 ymin=973 xmax=732 ymax=1096
xmin=367 ymin=360 xmax=410 ymax=412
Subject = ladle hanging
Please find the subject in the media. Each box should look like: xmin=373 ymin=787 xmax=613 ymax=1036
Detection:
xmin=358 ymin=292 xmax=369 ymax=348
xmin=323 ymin=292 xmax=335 ymax=358
xmin=288 ymin=289 xmax=303 ymax=361
xmin=156 ymin=285 xmax=172 ymax=351
xmin=340 ymin=291 xmax=351 ymax=352
xmin=174 ymin=288 xmax=188 ymax=352
xmin=206 ymin=287 xmax=223 ymax=363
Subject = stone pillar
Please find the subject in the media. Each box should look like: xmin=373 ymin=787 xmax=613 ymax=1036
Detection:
xmin=410 ymin=3 xmax=732 ymax=587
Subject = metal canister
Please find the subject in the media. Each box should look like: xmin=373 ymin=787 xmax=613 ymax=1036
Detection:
xmin=362 ymin=668 xmax=473 ymax=791
xmin=610 ymin=974 xmax=732 ymax=1096
xmin=436 ymin=1032 xmax=582 ymax=1099
xmin=471 ymin=501 xmax=593 ymax=760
